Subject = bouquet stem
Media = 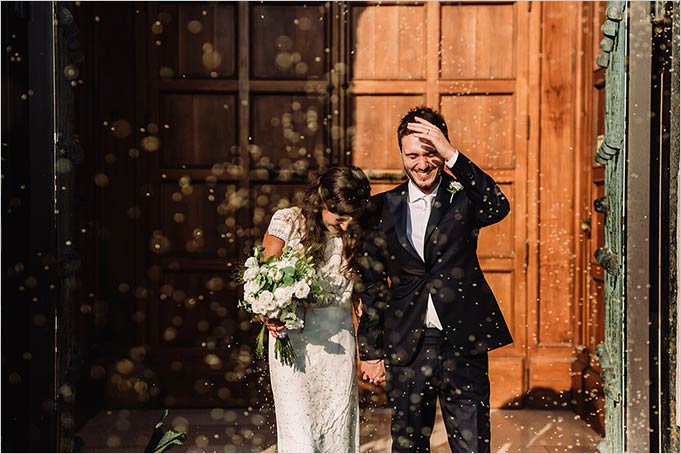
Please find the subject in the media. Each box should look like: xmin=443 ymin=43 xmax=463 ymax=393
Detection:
xmin=255 ymin=324 xmax=267 ymax=360
xmin=254 ymin=324 xmax=296 ymax=367
xmin=274 ymin=336 xmax=296 ymax=367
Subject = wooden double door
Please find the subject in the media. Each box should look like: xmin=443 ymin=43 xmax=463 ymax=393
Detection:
xmin=137 ymin=2 xmax=532 ymax=408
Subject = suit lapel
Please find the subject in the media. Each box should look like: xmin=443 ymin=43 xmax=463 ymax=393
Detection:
xmin=425 ymin=173 xmax=454 ymax=243
xmin=387 ymin=185 xmax=423 ymax=263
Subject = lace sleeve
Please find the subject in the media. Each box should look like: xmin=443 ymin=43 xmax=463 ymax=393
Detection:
xmin=267 ymin=208 xmax=297 ymax=243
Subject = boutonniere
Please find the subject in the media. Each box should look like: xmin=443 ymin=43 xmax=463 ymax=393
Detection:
xmin=447 ymin=181 xmax=463 ymax=203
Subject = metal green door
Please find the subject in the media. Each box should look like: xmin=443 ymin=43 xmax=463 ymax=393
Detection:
xmin=594 ymin=1 xmax=626 ymax=452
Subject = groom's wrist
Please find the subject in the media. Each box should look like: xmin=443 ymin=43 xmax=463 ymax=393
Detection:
xmin=445 ymin=150 xmax=460 ymax=168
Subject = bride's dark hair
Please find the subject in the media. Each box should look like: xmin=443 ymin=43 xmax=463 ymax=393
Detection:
xmin=300 ymin=165 xmax=371 ymax=272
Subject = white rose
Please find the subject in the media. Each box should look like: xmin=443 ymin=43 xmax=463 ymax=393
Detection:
xmin=243 ymin=267 xmax=259 ymax=282
xmin=264 ymin=298 xmax=278 ymax=312
xmin=294 ymin=281 xmax=310 ymax=299
xmin=274 ymin=286 xmax=294 ymax=303
xmin=260 ymin=290 xmax=274 ymax=305
xmin=243 ymin=291 xmax=255 ymax=304
xmin=251 ymin=300 xmax=267 ymax=314
xmin=245 ymin=257 xmax=258 ymax=268
xmin=244 ymin=280 xmax=260 ymax=295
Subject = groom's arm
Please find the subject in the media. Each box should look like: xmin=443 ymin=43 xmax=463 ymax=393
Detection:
xmin=448 ymin=151 xmax=510 ymax=227
xmin=357 ymin=198 xmax=389 ymax=360
xmin=357 ymin=257 xmax=388 ymax=360
xmin=406 ymin=116 xmax=510 ymax=228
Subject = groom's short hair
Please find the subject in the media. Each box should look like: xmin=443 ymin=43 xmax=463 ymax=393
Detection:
xmin=397 ymin=106 xmax=449 ymax=152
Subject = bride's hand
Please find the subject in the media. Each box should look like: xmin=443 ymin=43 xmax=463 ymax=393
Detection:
xmin=260 ymin=315 xmax=286 ymax=339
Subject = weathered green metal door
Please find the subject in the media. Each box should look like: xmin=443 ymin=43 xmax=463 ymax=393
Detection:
xmin=594 ymin=1 xmax=626 ymax=452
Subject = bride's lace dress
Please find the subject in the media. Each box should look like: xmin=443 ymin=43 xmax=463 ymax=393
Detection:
xmin=266 ymin=207 xmax=359 ymax=453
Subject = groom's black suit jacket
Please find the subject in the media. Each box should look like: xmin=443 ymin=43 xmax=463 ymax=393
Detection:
xmin=358 ymin=153 xmax=513 ymax=365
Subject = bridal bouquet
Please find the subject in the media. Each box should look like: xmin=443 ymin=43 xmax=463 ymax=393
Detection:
xmin=237 ymin=245 xmax=331 ymax=366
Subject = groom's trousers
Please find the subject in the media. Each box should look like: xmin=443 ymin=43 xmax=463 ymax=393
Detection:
xmin=386 ymin=328 xmax=491 ymax=453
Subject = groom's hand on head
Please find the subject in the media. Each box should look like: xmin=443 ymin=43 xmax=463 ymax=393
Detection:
xmin=360 ymin=360 xmax=386 ymax=385
xmin=407 ymin=116 xmax=457 ymax=162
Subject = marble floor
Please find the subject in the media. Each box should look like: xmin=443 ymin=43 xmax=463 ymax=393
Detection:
xmin=75 ymin=407 xmax=602 ymax=453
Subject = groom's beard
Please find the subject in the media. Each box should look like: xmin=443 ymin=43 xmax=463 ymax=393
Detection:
xmin=405 ymin=166 xmax=443 ymax=193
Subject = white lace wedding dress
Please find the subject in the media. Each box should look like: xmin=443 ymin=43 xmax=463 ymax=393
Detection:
xmin=266 ymin=207 xmax=360 ymax=453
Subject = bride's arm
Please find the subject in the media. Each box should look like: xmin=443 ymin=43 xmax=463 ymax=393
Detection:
xmin=262 ymin=232 xmax=284 ymax=259
xmin=259 ymin=232 xmax=286 ymax=338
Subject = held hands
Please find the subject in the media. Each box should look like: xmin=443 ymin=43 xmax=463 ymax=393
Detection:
xmin=407 ymin=116 xmax=458 ymax=162
xmin=259 ymin=314 xmax=287 ymax=339
xmin=360 ymin=359 xmax=386 ymax=385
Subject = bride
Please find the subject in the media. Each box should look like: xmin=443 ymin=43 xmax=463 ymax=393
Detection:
xmin=259 ymin=165 xmax=371 ymax=453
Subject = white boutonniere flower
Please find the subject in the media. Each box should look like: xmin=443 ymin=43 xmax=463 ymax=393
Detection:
xmin=447 ymin=181 xmax=464 ymax=203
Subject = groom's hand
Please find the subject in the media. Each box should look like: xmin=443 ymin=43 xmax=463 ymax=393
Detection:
xmin=406 ymin=116 xmax=458 ymax=162
xmin=360 ymin=360 xmax=386 ymax=385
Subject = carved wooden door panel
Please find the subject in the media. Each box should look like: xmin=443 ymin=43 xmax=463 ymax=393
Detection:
xmin=139 ymin=2 xmax=336 ymax=407
xmin=346 ymin=2 xmax=532 ymax=407
xmin=571 ymin=1 xmax=607 ymax=436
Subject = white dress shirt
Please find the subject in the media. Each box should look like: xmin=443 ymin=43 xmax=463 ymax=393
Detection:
xmin=406 ymin=153 xmax=460 ymax=330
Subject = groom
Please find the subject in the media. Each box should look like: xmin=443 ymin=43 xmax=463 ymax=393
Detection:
xmin=358 ymin=106 xmax=513 ymax=452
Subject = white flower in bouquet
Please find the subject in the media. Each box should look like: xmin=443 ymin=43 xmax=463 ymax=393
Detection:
xmin=280 ymin=311 xmax=304 ymax=330
xmin=251 ymin=300 xmax=267 ymax=314
xmin=259 ymin=290 xmax=274 ymax=305
xmin=269 ymin=267 xmax=284 ymax=282
xmin=274 ymin=286 xmax=295 ymax=304
xmin=243 ymin=266 xmax=260 ymax=282
xmin=294 ymin=281 xmax=310 ymax=299
xmin=275 ymin=258 xmax=292 ymax=268
xmin=244 ymin=279 xmax=260 ymax=296
xmin=244 ymin=256 xmax=258 ymax=268
xmin=263 ymin=298 xmax=278 ymax=312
